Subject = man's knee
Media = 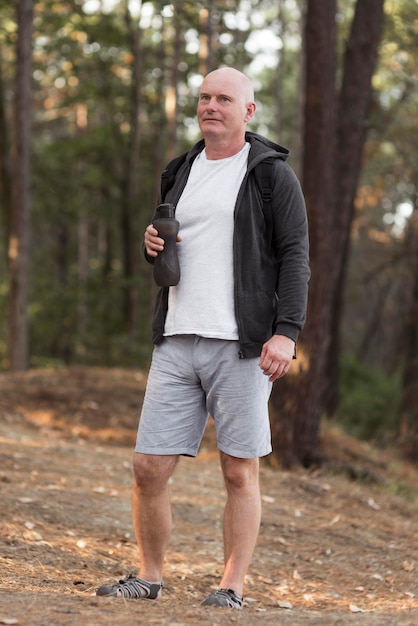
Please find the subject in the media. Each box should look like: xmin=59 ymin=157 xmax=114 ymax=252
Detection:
xmin=220 ymin=453 xmax=259 ymax=492
xmin=133 ymin=453 xmax=178 ymax=492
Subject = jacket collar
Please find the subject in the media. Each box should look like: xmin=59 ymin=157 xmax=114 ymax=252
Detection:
xmin=186 ymin=131 xmax=289 ymax=170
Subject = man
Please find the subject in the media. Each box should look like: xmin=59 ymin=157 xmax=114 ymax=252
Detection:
xmin=97 ymin=67 xmax=310 ymax=609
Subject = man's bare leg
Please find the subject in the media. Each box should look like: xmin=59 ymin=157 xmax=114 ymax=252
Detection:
xmin=132 ymin=452 xmax=179 ymax=583
xmin=218 ymin=453 xmax=261 ymax=597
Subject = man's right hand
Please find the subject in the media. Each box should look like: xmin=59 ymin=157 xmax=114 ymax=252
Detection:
xmin=144 ymin=224 xmax=182 ymax=257
xmin=144 ymin=224 xmax=165 ymax=258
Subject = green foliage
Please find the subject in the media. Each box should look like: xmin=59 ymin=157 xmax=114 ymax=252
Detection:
xmin=337 ymin=355 xmax=402 ymax=443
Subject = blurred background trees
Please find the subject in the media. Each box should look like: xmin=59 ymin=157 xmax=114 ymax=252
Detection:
xmin=0 ymin=0 xmax=417 ymax=464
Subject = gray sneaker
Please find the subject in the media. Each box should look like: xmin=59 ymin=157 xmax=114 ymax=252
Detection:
xmin=201 ymin=588 xmax=243 ymax=609
xmin=96 ymin=574 xmax=163 ymax=599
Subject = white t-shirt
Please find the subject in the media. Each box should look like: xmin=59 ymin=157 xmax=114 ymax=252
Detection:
xmin=164 ymin=142 xmax=250 ymax=340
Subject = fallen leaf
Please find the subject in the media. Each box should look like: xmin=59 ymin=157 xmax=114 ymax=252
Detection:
xmin=367 ymin=498 xmax=380 ymax=510
xmin=278 ymin=600 xmax=293 ymax=609
xmin=303 ymin=593 xmax=315 ymax=603
xmin=350 ymin=604 xmax=365 ymax=613
xmin=23 ymin=530 xmax=43 ymax=541
xmin=274 ymin=536 xmax=287 ymax=545
xmin=402 ymin=561 xmax=414 ymax=572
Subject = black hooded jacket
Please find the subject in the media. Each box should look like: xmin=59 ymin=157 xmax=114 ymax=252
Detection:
xmin=146 ymin=131 xmax=310 ymax=359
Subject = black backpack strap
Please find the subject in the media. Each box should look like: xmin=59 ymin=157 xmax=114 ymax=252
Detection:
xmin=160 ymin=151 xmax=188 ymax=201
xmin=254 ymin=158 xmax=274 ymax=247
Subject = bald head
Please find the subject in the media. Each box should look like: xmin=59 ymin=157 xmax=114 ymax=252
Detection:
xmin=202 ymin=68 xmax=255 ymax=105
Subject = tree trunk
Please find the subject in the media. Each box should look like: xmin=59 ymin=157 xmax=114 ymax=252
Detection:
xmin=274 ymin=0 xmax=285 ymax=140
xmin=122 ymin=2 xmax=143 ymax=338
xmin=0 ymin=49 xmax=13 ymax=261
xmin=76 ymin=212 xmax=89 ymax=358
xmin=199 ymin=0 xmax=217 ymax=76
xmin=8 ymin=0 xmax=33 ymax=371
xmin=166 ymin=3 xmax=183 ymax=162
xmin=398 ymin=195 xmax=418 ymax=461
xmin=270 ymin=0 xmax=385 ymax=467
xmin=270 ymin=0 xmax=338 ymax=467
xmin=325 ymin=0 xmax=385 ymax=415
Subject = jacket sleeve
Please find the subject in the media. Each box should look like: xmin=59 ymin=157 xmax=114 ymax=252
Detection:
xmin=271 ymin=161 xmax=310 ymax=341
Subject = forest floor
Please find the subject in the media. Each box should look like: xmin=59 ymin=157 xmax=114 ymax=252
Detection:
xmin=0 ymin=366 xmax=417 ymax=626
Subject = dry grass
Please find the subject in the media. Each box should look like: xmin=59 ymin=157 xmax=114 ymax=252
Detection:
xmin=0 ymin=367 xmax=417 ymax=625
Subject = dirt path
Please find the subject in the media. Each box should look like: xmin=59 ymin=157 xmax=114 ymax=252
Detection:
xmin=0 ymin=368 xmax=417 ymax=625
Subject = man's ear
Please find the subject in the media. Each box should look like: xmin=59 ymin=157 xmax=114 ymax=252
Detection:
xmin=244 ymin=102 xmax=256 ymax=122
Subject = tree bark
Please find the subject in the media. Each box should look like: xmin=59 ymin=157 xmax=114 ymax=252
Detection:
xmin=199 ymin=0 xmax=217 ymax=76
xmin=121 ymin=2 xmax=143 ymax=338
xmin=325 ymin=0 xmax=385 ymax=415
xmin=166 ymin=3 xmax=183 ymax=162
xmin=8 ymin=0 xmax=33 ymax=371
xmin=270 ymin=0 xmax=338 ymax=467
xmin=270 ymin=0 xmax=385 ymax=466
xmin=0 ymin=49 xmax=13 ymax=261
xmin=399 ymin=194 xmax=418 ymax=460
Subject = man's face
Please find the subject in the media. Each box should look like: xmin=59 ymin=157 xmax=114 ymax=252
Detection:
xmin=197 ymin=71 xmax=254 ymax=142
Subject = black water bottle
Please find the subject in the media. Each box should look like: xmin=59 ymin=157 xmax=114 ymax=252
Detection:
xmin=152 ymin=203 xmax=180 ymax=287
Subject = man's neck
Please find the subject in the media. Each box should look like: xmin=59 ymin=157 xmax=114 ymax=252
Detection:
xmin=204 ymin=136 xmax=246 ymax=160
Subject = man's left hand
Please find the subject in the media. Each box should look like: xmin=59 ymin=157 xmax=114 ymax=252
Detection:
xmin=259 ymin=335 xmax=295 ymax=382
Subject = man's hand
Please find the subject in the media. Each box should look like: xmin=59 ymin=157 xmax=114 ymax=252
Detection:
xmin=259 ymin=335 xmax=295 ymax=382
xmin=144 ymin=224 xmax=182 ymax=257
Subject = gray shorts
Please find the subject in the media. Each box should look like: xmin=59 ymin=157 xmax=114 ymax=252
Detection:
xmin=135 ymin=336 xmax=272 ymax=459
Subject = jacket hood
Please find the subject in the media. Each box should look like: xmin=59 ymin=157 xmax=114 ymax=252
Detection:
xmin=245 ymin=131 xmax=289 ymax=159
xmin=245 ymin=131 xmax=289 ymax=172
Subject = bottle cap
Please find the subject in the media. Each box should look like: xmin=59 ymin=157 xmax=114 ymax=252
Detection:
xmin=157 ymin=203 xmax=175 ymax=218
